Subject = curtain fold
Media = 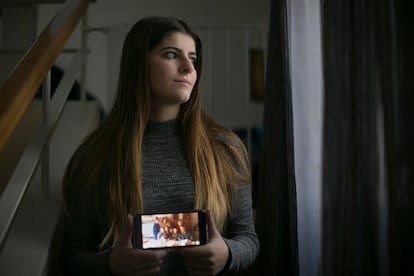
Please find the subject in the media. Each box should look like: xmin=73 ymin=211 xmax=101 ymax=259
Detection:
xmin=321 ymin=0 xmax=414 ymax=275
xmin=254 ymin=0 xmax=299 ymax=274
xmin=321 ymin=0 xmax=381 ymax=275
xmin=380 ymin=1 xmax=414 ymax=275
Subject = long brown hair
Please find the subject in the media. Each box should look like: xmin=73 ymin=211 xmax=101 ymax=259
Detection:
xmin=62 ymin=16 xmax=251 ymax=248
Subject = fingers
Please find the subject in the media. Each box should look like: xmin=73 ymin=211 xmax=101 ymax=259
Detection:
xmin=205 ymin=210 xmax=219 ymax=239
xmin=180 ymin=210 xmax=229 ymax=275
xmin=109 ymin=215 xmax=170 ymax=275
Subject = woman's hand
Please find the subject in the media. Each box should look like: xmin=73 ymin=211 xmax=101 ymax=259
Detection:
xmin=109 ymin=214 xmax=168 ymax=276
xmin=175 ymin=210 xmax=229 ymax=275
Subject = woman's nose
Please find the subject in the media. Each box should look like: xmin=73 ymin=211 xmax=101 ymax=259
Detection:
xmin=179 ymin=57 xmax=195 ymax=73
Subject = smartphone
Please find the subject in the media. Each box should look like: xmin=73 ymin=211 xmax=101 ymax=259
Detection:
xmin=133 ymin=210 xmax=208 ymax=250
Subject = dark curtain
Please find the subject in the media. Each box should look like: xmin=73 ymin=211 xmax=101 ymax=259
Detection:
xmin=380 ymin=1 xmax=414 ymax=275
xmin=321 ymin=1 xmax=380 ymax=275
xmin=253 ymin=0 xmax=299 ymax=275
xmin=321 ymin=0 xmax=414 ymax=275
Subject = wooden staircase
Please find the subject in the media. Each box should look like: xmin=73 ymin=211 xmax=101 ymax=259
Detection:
xmin=0 ymin=1 xmax=97 ymax=275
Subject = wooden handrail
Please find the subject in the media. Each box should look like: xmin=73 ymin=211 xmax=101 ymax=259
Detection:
xmin=0 ymin=0 xmax=92 ymax=151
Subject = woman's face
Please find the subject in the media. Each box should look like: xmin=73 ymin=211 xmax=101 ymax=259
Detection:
xmin=148 ymin=32 xmax=197 ymax=120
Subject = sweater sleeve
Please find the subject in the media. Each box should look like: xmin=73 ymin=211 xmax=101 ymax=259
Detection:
xmin=59 ymin=170 xmax=113 ymax=276
xmin=219 ymin=134 xmax=260 ymax=272
xmin=222 ymin=183 xmax=259 ymax=272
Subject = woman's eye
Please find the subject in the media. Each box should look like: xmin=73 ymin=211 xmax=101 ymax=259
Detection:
xmin=164 ymin=52 xmax=177 ymax=59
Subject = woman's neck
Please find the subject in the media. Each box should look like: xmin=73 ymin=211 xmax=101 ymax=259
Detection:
xmin=150 ymin=104 xmax=180 ymax=122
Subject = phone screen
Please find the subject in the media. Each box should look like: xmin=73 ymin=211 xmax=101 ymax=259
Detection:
xmin=133 ymin=210 xmax=207 ymax=250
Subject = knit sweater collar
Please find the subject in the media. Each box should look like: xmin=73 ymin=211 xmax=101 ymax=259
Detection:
xmin=145 ymin=119 xmax=178 ymax=134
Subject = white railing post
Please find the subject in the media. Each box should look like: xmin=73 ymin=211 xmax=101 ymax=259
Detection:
xmin=0 ymin=49 xmax=87 ymax=251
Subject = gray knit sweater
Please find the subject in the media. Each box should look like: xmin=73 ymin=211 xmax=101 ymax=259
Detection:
xmin=60 ymin=120 xmax=259 ymax=275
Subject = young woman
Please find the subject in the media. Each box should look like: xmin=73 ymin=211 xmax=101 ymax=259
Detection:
xmin=60 ymin=16 xmax=259 ymax=275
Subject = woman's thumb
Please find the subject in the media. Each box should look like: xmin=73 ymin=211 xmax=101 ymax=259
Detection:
xmin=206 ymin=210 xmax=219 ymax=239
